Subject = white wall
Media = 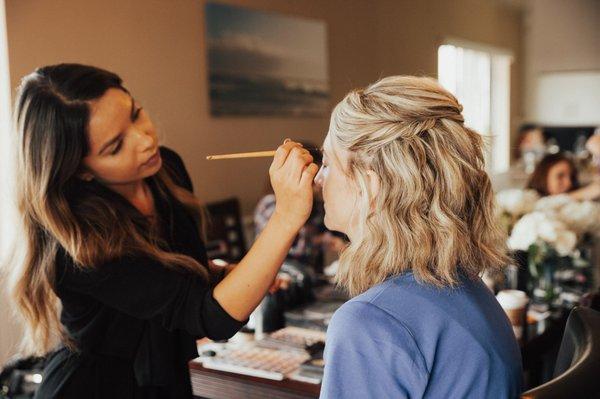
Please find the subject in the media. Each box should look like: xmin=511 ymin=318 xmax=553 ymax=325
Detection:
xmin=535 ymin=71 xmax=600 ymax=126
xmin=523 ymin=0 xmax=600 ymax=124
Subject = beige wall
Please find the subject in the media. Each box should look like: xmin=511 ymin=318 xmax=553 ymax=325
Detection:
xmin=6 ymin=0 xmax=381 ymax=215
xmin=6 ymin=0 xmax=522 ymax=215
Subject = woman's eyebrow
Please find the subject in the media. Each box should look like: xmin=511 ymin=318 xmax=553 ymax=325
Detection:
xmin=129 ymin=96 xmax=138 ymax=120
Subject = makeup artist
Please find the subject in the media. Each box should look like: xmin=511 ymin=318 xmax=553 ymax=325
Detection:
xmin=8 ymin=64 xmax=318 ymax=399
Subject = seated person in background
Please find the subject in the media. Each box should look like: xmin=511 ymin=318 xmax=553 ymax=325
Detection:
xmin=527 ymin=153 xmax=580 ymax=196
xmin=515 ymin=124 xmax=546 ymax=173
xmin=317 ymin=76 xmax=522 ymax=399
xmin=254 ymin=154 xmax=347 ymax=270
xmin=527 ymin=153 xmax=600 ymax=200
xmin=253 ymin=164 xmax=347 ymax=331
xmin=587 ymin=127 xmax=600 ymax=167
xmin=517 ymin=123 xmax=546 ymax=158
xmin=254 ymin=182 xmax=324 ymax=268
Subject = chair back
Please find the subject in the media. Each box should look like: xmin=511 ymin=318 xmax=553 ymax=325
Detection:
xmin=522 ymin=306 xmax=600 ymax=398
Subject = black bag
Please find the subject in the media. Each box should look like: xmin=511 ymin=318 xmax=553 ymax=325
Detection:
xmin=0 ymin=355 xmax=47 ymax=399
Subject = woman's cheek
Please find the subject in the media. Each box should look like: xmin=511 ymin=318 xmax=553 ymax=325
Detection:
xmin=321 ymin=181 xmax=335 ymax=229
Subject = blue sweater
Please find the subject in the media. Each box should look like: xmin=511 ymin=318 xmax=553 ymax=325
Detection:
xmin=320 ymin=272 xmax=522 ymax=398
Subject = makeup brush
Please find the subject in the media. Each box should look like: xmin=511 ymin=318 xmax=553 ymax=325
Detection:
xmin=206 ymin=148 xmax=322 ymax=164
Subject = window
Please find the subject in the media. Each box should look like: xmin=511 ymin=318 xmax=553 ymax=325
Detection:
xmin=438 ymin=41 xmax=512 ymax=174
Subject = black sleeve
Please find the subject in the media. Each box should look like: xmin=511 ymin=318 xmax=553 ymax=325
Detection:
xmin=57 ymin=251 xmax=246 ymax=341
xmin=159 ymin=146 xmax=194 ymax=193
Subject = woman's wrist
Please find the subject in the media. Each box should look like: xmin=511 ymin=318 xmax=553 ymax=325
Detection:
xmin=269 ymin=209 xmax=303 ymax=238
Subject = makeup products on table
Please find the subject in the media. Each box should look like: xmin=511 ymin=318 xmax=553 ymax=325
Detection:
xmin=195 ymin=327 xmax=326 ymax=383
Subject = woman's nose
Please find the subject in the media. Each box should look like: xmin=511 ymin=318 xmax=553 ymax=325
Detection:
xmin=314 ymin=166 xmax=325 ymax=187
xmin=135 ymin=128 xmax=156 ymax=150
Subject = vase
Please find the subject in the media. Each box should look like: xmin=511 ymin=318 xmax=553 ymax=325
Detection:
xmin=529 ymin=258 xmax=559 ymax=306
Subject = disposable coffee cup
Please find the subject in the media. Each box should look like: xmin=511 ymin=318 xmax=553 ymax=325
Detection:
xmin=496 ymin=290 xmax=529 ymax=340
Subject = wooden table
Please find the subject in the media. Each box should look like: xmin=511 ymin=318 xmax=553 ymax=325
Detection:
xmin=189 ymin=360 xmax=320 ymax=399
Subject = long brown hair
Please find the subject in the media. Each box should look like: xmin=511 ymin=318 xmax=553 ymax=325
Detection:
xmin=9 ymin=64 xmax=208 ymax=356
xmin=327 ymin=76 xmax=509 ymax=296
xmin=526 ymin=153 xmax=580 ymax=196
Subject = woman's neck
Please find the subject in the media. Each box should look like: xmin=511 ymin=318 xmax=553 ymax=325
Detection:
xmin=110 ymin=180 xmax=156 ymax=217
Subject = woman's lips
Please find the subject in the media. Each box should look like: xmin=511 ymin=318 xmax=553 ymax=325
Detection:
xmin=142 ymin=151 xmax=161 ymax=167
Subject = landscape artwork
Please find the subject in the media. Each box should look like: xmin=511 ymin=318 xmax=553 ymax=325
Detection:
xmin=205 ymin=3 xmax=330 ymax=117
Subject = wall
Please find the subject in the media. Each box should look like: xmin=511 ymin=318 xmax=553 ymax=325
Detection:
xmin=6 ymin=0 xmax=522 ymax=215
xmin=373 ymin=0 xmax=523 ymax=152
xmin=522 ymin=0 xmax=600 ymax=123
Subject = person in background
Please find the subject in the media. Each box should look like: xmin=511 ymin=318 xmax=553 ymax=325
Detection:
xmin=586 ymin=127 xmax=600 ymax=168
xmin=254 ymin=180 xmax=325 ymax=268
xmin=517 ymin=124 xmax=546 ymax=158
xmin=254 ymin=146 xmax=347 ymax=271
xmin=516 ymin=124 xmax=546 ymax=173
xmin=527 ymin=152 xmax=600 ymax=200
xmin=527 ymin=153 xmax=580 ymax=196
xmin=317 ymin=76 xmax=522 ymax=399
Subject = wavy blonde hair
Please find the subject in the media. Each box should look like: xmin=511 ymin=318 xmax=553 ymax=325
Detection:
xmin=328 ymin=76 xmax=509 ymax=296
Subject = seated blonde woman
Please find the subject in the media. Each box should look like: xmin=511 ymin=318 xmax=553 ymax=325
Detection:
xmin=315 ymin=76 xmax=522 ymax=398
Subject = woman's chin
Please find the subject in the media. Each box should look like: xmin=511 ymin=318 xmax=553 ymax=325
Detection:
xmin=323 ymin=215 xmax=343 ymax=236
xmin=144 ymin=157 xmax=163 ymax=178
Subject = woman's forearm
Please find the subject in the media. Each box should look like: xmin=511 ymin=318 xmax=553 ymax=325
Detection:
xmin=212 ymin=211 xmax=298 ymax=321
xmin=212 ymin=140 xmax=317 ymax=321
xmin=569 ymin=181 xmax=600 ymax=201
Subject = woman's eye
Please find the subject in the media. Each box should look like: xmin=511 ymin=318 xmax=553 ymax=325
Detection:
xmin=111 ymin=140 xmax=123 ymax=155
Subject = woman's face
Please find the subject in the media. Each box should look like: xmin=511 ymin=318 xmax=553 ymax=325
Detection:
xmin=520 ymin=128 xmax=545 ymax=153
xmin=314 ymin=135 xmax=360 ymax=239
xmin=546 ymin=160 xmax=573 ymax=195
xmin=82 ymin=88 xmax=161 ymax=187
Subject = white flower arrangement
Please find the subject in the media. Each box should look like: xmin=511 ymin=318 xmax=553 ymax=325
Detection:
xmin=496 ymin=189 xmax=540 ymax=217
xmin=507 ymin=194 xmax=600 ymax=257
xmin=508 ymin=211 xmax=577 ymax=256
xmin=504 ymin=192 xmax=599 ymax=304
xmin=533 ymin=194 xmax=572 ymax=213
xmin=555 ymin=200 xmax=600 ymax=236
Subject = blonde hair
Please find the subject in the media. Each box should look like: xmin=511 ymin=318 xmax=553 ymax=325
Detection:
xmin=328 ymin=76 xmax=508 ymax=296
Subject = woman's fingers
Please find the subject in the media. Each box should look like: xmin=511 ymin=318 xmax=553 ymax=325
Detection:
xmin=268 ymin=278 xmax=282 ymax=294
xmin=270 ymin=140 xmax=303 ymax=172
xmin=287 ymin=147 xmax=313 ymax=182
xmin=269 ymin=139 xmax=316 ymax=229
xmin=268 ymin=274 xmax=291 ymax=294
xmin=300 ymin=162 xmax=319 ymax=186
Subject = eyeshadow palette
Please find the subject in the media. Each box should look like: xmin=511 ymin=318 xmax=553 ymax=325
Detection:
xmin=196 ymin=326 xmax=326 ymax=382
xmin=258 ymin=326 xmax=326 ymax=350
xmin=200 ymin=344 xmax=310 ymax=381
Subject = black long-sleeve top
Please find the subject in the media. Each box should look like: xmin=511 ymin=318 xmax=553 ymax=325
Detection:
xmin=35 ymin=148 xmax=245 ymax=399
